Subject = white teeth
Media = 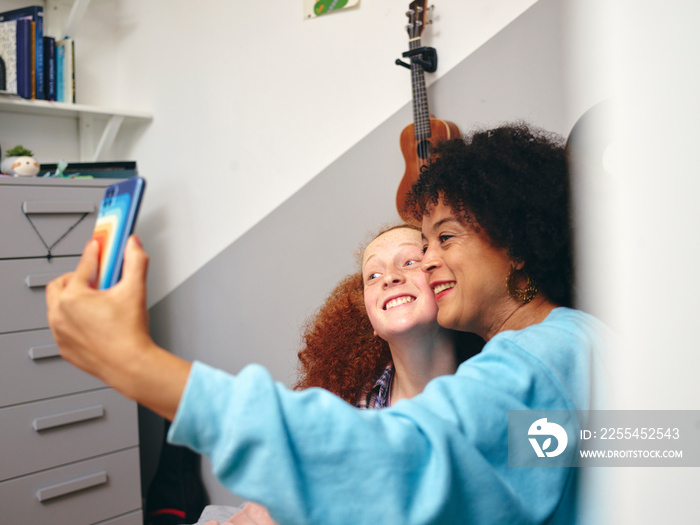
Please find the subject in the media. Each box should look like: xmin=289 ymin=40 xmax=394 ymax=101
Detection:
xmin=385 ymin=296 xmax=415 ymax=310
xmin=433 ymin=282 xmax=456 ymax=295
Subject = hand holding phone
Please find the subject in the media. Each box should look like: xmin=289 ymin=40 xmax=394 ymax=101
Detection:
xmin=92 ymin=177 xmax=146 ymax=289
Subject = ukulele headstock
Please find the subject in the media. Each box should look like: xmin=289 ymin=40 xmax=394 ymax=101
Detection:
xmin=405 ymin=1 xmax=434 ymax=40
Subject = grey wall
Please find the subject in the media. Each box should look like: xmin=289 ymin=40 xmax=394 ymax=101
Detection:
xmin=143 ymin=0 xmax=577 ymax=506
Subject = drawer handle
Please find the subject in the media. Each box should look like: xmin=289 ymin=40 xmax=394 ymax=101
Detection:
xmin=36 ymin=471 xmax=108 ymax=502
xmin=22 ymin=201 xmax=95 ymax=215
xmin=33 ymin=405 xmax=105 ymax=432
xmin=25 ymin=273 xmax=65 ymax=288
xmin=29 ymin=344 xmax=61 ymax=360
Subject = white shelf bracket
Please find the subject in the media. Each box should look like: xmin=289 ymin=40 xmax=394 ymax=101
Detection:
xmin=79 ymin=114 xmax=124 ymax=162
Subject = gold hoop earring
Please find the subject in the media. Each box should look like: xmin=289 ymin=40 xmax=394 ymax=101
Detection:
xmin=506 ymin=267 xmax=538 ymax=304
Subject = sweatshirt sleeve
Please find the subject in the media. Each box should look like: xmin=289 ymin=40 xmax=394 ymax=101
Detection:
xmin=168 ymin=320 xmax=592 ymax=525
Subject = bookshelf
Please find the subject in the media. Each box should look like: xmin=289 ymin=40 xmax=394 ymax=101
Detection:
xmin=0 ymin=96 xmax=153 ymax=162
xmin=0 ymin=0 xmax=153 ymax=162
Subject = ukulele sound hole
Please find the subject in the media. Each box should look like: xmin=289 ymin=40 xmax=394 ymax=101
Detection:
xmin=416 ymin=139 xmax=432 ymax=160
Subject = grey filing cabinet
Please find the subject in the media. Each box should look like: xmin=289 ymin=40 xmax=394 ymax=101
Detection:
xmin=0 ymin=177 xmax=143 ymax=524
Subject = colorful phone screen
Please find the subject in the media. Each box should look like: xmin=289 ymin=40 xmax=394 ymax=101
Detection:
xmin=91 ymin=176 xmax=145 ymax=290
xmin=94 ymin=191 xmax=132 ymax=289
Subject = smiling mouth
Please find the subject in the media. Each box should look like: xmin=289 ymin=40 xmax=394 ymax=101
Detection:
xmin=384 ymin=296 xmax=416 ymax=310
xmin=432 ymin=282 xmax=456 ymax=295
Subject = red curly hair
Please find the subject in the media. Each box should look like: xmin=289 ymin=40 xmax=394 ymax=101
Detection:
xmin=294 ymin=225 xmax=484 ymax=404
xmin=294 ymin=270 xmax=390 ymax=404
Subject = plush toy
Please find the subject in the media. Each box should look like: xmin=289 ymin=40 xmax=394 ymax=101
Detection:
xmin=1 ymin=145 xmax=40 ymax=177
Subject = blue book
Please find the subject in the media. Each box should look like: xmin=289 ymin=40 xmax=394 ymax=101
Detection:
xmin=56 ymin=42 xmax=64 ymax=102
xmin=57 ymin=37 xmax=74 ymax=103
xmin=16 ymin=18 xmax=31 ymax=99
xmin=43 ymin=35 xmax=55 ymax=100
xmin=0 ymin=5 xmax=44 ymax=99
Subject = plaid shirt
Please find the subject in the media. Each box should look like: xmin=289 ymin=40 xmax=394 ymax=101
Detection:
xmin=355 ymin=362 xmax=394 ymax=409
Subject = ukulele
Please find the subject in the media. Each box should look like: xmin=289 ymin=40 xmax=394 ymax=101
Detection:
xmin=395 ymin=0 xmax=460 ymax=222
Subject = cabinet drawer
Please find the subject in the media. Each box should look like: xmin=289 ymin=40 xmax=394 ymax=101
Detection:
xmin=0 ymin=448 xmax=141 ymax=524
xmin=0 ymin=329 xmax=104 ymax=407
xmin=0 ymin=388 xmax=139 ymax=481
xmin=0 ymin=185 xmax=103 ymax=259
xmin=0 ymin=256 xmax=79 ymax=333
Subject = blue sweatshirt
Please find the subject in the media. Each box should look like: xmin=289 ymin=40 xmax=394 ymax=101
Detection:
xmin=169 ymin=307 xmax=609 ymax=524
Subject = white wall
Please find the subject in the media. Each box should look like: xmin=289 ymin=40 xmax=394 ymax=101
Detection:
xmin=566 ymin=1 xmax=700 ymax=523
xmin=611 ymin=2 xmax=700 ymax=521
xmin=0 ymin=0 xmax=538 ymax=304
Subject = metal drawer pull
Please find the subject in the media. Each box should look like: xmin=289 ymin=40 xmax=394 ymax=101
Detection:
xmin=25 ymin=273 xmax=65 ymax=288
xmin=36 ymin=471 xmax=108 ymax=502
xmin=22 ymin=201 xmax=95 ymax=214
xmin=28 ymin=344 xmax=61 ymax=360
xmin=33 ymin=405 xmax=105 ymax=431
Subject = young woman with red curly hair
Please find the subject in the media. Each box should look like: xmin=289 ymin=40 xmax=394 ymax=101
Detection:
xmin=205 ymin=225 xmax=483 ymax=525
xmin=295 ymin=224 xmax=483 ymax=408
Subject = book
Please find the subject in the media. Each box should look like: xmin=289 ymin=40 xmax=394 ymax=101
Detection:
xmin=68 ymin=37 xmax=75 ymax=103
xmin=57 ymin=37 xmax=74 ymax=103
xmin=56 ymin=41 xmax=64 ymax=102
xmin=43 ymin=35 xmax=55 ymax=101
xmin=16 ymin=18 xmax=31 ymax=99
xmin=0 ymin=20 xmax=18 ymax=94
xmin=1 ymin=18 xmax=33 ymax=98
xmin=0 ymin=5 xmax=44 ymax=99
xmin=30 ymin=20 xmax=35 ymax=98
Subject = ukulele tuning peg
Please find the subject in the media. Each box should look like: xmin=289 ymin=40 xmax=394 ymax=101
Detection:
xmin=406 ymin=9 xmax=413 ymax=16
xmin=428 ymin=4 xmax=435 ymax=11
xmin=416 ymin=6 xmax=424 ymax=13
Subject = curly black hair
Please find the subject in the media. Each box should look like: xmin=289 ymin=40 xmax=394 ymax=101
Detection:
xmin=406 ymin=121 xmax=573 ymax=307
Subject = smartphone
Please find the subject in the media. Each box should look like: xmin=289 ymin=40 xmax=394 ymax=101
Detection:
xmin=92 ymin=177 xmax=146 ymax=289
